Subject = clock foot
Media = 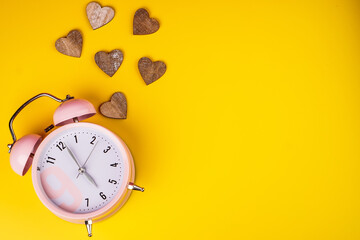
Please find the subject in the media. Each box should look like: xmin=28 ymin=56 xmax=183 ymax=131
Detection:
xmin=85 ymin=219 xmax=92 ymax=237
xmin=128 ymin=182 xmax=145 ymax=192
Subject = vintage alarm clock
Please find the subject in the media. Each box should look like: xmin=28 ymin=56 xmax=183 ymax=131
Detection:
xmin=7 ymin=93 xmax=144 ymax=237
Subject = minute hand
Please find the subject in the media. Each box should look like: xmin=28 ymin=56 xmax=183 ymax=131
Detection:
xmin=64 ymin=143 xmax=98 ymax=187
xmin=64 ymin=143 xmax=82 ymax=168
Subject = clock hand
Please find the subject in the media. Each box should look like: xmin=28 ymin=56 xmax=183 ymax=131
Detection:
xmin=83 ymin=171 xmax=98 ymax=188
xmin=82 ymin=141 xmax=98 ymax=168
xmin=64 ymin=143 xmax=98 ymax=188
xmin=64 ymin=142 xmax=82 ymax=169
xmin=76 ymin=141 xmax=98 ymax=179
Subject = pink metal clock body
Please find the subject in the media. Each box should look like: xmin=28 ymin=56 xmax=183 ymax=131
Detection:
xmin=7 ymin=94 xmax=144 ymax=237
xmin=32 ymin=122 xmax=135 ymax=223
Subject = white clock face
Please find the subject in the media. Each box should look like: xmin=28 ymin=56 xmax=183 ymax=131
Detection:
xmin=35 ymin=125 xmax=125 ymax=214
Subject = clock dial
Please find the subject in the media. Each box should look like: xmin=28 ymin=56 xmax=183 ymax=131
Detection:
xmin=35 ymin=125 xmax=125 ymax=214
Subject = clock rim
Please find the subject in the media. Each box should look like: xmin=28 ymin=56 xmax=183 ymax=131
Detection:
xmin=31 ymin=122 xmax=134 ymax=223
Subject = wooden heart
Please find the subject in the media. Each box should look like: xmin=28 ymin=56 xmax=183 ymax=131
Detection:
xmin=55 ymin=30 xmax=82 ymax=57
xmin=86 ymin=2 xmax=115 ymax=30
xmin=138 ymin=57 xmax=166 ymax=85
xmin=100 ymin=92 xmax=127 ymax=119
xmin=133 ymin=8 xmax=160 ymax=35
xmin=94 ymin=50 xmax=123 ymax=77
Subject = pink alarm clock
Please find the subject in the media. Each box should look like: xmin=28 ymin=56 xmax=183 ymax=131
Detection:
xmin=7 ymin=93 xmax=144 ymax=237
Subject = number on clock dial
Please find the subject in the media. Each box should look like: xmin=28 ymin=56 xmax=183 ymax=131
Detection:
xmin=103 ymin=146 xmax=111 ymax=153
xmin=46 ymin=156 xmax=56 ymax=164
xmin=99 ymin=192 xmax=107 ymax=200
xmin=37 ymin=127 xmax=123 ymax=214
xmin=56 ymin=141 xmax=66 ymax=151
xmin=108 ymin=179 xmax=117 ymax=184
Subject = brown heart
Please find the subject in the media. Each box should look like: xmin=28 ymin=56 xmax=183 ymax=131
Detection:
xmin=86 ymin=2 xmax=115 ymax=30
xmin=138 ymin=57 xmax=166 ymax=85
xmin=55 ymin=30 xmax=82 ymax=58
xmin=133 ymin=8 xmax=160 ymax=35
xmin=100 ymin=92 xmax=127 ymax=119
xmin=95 ymin=50 xmax=123 ymax=77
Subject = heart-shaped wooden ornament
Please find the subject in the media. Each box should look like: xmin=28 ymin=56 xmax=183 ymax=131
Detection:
xmin=95 ymin=50 xmax=123 ymax=77
xmin=55 ymin=30 xmax=82 ymax=57
xmin=133 ymin=8 xmax=160 ymax=35
xmin=138 ymin=57 xmax=166 ymax=85
xmin=86 ymin=2 xmax=115 ymax=30
xmin=100 ymin=92 xmax=127 ymax=119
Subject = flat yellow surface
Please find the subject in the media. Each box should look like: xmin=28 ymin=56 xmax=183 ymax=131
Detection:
xmin=1 ymin=0 xmax=360 ymax=239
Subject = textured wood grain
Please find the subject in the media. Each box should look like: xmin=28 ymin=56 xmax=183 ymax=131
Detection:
xmin=86 ymin=2 xmax=115 ymax=30
xmin=100 ymin=92 xmax=127 ymax=119
xmin=138 ymin=57 xmax=166 ymax=85
xmin=55 ymin=30 xmax=82 ymax=57
xmin=94 ymin=50 xmax=123 ymax=77
xmin=133 ymin=8 xmax=160 ymax=35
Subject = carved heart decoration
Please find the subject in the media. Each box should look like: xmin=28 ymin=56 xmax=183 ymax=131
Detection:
xmin=133 ymin=8 xmax=160 ymax=35
xmin=138 ymin=57 xmax=166 ymax=85
xmin=86 ymin=2 xmax=115 ymax=30
xmin=94 ymin=50 xmax=123 ymax=77
xmin=100 ymin=92 xmax=127 ymax=119
xmin=55 ymin=30 xmax=83 ymax=58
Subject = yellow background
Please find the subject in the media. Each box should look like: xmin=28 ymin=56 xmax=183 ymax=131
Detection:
xmin=0 ymin=0 xmax=360 ymax=239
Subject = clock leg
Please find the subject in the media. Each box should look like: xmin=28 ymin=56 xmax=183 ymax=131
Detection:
xmin=128 ymin=182 xmax=145 ymax=192
xmin=85 ymin=219 xmax=92 ymax=237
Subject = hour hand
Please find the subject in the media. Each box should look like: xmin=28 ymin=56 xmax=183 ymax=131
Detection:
xmin=77 ymin=167 xmax=98 ymax=188
xmin=64 ymin=143 xmax=98 ymax=188
xmin=84 ymin=172 xmax=98 ymax=188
